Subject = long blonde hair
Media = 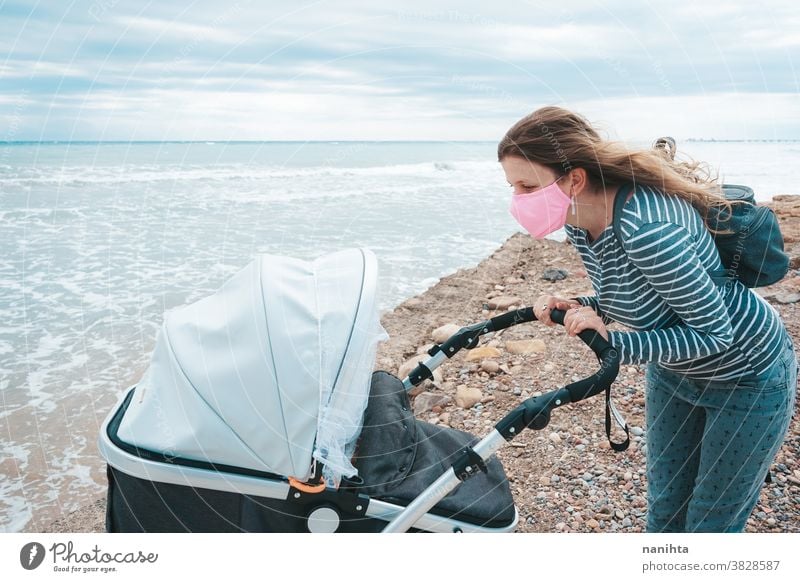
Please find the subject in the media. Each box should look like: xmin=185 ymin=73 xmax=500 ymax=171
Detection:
xmin=497 ymin=106 xmax=732 ymax=227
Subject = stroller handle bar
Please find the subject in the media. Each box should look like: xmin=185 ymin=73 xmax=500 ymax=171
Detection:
xmin=384 ymin=309 xmax=620 ymax=533
xmin=402 ymin=307 xmax=617 ymax=399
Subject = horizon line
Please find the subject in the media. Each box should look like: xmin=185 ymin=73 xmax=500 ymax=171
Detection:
xmin=2 ymin=138 xmax=799 ymax=145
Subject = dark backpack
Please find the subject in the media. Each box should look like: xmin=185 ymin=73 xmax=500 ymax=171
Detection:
xmin=612 ymin=143 xmax=789 ymax=287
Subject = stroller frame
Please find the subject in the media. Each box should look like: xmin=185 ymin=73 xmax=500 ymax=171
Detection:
xmin=383 ymin=307 xmax=619 ymax=532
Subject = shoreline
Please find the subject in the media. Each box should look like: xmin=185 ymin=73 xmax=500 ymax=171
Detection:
xmin=34 ymin=194 xmax=800 ymax=534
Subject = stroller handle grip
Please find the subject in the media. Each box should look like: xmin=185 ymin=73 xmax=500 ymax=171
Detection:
xmin=548 ymin=308 xmax=619 ymax=403
xmin=494 ymin=308 xmax=620 ymax=440
xmin=548 ymin=308 xmax=613 ymax=359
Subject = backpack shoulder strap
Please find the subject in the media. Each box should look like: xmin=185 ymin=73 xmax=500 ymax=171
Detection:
xmin=612 ymin=182 xmax=634 ymax=248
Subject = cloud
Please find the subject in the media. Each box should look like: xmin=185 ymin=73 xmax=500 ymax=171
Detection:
xmin=1 ymin=0 xmax=798 ymax=140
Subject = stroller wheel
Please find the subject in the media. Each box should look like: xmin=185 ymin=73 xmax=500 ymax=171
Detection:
xmin=307 ymin=505 xmax=341 ymax=533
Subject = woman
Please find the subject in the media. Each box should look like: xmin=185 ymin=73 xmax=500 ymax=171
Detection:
xmin=498 ymin=106 xmax=797 ymax=533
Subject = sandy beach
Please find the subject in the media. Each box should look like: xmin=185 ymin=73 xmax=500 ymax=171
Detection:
xmin=39 ymin=195 xmax=800 ymax=534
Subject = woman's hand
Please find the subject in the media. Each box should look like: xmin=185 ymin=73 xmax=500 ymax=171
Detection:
xmin=562 ymin=305 xmax=609 ymax=340
xmin=534 ymin=295 xmax=581 ymax=326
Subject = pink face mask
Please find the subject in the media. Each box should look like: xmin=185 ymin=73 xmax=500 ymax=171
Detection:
xmin=509 ymin=176 xmax=572 ymax=238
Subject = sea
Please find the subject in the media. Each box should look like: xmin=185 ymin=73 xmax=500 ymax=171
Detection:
xmin=1 ymin=139 xmax=798 ymax=532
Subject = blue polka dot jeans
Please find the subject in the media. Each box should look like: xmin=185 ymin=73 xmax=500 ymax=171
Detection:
xmin=644 ymin=334 xmax=798 ymax=532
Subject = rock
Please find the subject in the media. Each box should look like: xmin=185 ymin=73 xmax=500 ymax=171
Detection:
xmin=549 ymin=432 xmax=562 ymax=444
xmin=438 ymin=412 xmax=451 ymax=425
xmin=774 ymin=293 xmax=800 ymax=304
xmin=480 ymin=360 xmax=500 ymax=374
xmin=621 ymin=517 xmax=632 ymax=527
xmin=455 ymin=385 xmax=483 ymax=409
xmin=486 ymin=296 xmax=522 ymax=310
xmin=542 ymin=268 xmax=569 ymax=282
xmin=555 ymin=522 xmax=567 ymax=531
xmin=412 ymin=392 xmax=452 ymax=415
xmin=465 ymin=346 xmax=502 ymax=361
xmin=398 ymin=355 xmax=425 ymax=379
xmin=587 ymin=518 xmax=600 ymax=529
xmin=615 ymin=510 xmax=625 ymax=520
xmin=539 ymin=475 xmax=551 ymax=486
xmin=398 ymin=355 xmax=443 ymax=385
xmin=767 ymin=517 xmax=777 ymax=526
xmin=432 ymin=323 xmax=461 ymax=344
xmin=505 ymin=339 xmax=546 ymax=354
xmin=403 ymin=297 xmax=423 ymax=309
xmin=416 ymin=343 xmax=434 ymax=355
xmin=631 ymin=426 xmax=644 ymax=437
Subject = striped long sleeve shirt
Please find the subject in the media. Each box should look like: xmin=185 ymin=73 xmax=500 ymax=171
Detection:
xmin=565 ymin=184 xmax=786 ymax=381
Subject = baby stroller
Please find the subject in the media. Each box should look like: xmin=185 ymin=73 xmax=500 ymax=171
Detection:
xmin=99 ymin=248 xmax=619 ymax=533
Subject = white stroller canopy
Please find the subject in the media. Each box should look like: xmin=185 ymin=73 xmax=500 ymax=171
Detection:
xmin=117 ymin=248 xmax=386 ymax=484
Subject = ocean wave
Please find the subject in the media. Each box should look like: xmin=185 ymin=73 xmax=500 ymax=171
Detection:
xmin=0 ymin=160 xmax=500 ymax=187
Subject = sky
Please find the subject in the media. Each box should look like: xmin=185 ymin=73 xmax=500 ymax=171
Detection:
xmin=0 ymin=0 xmax=798 ymax=141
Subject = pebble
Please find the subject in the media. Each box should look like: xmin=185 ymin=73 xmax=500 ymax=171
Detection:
xmin=465 ymin=346 xmax=502 ymax=361
xmin=551 ymin=475 xmax=561 ymax=483
xmin=774 ymin=293 xmax=800 ymax=304
xmin=767 ymin=518 xmax=777 ymax=526
xmin=398 ymin=355 xmax=443 ymax=385
xmin=542 ymin=268 xmax=569 ymax=282
xmin=412 ymin=392 xmax=452 ymax=415
xmin=455 ymin=385 xmax=483 ymax=409
xmin=622 ymin=517 xmax=632 ymax=527
xmin=631 ymin=426 xmax=644 ymax=437
xmin=480 ymin=360 xmax=500 ymax=374
xmin=615 ymin=510 xmax=625 ymax=520
xmin=555 ymin=522 xmax=567 ymax=531
xmin=505 ymin=339 xmax=547 ymax=354
xmin=431 ymin=323 xmax=461 ymax=344
xmin=486 ymin=295 xmax=522 ymax=310
xmin=587 ymin=518 xmax=600 ymax=529
xmin=549 ymin=432 xmax=562 ymax=444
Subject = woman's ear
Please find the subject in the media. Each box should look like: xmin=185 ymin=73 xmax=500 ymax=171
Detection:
xmin=565 ymin=168 xmax=589 ymax=196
